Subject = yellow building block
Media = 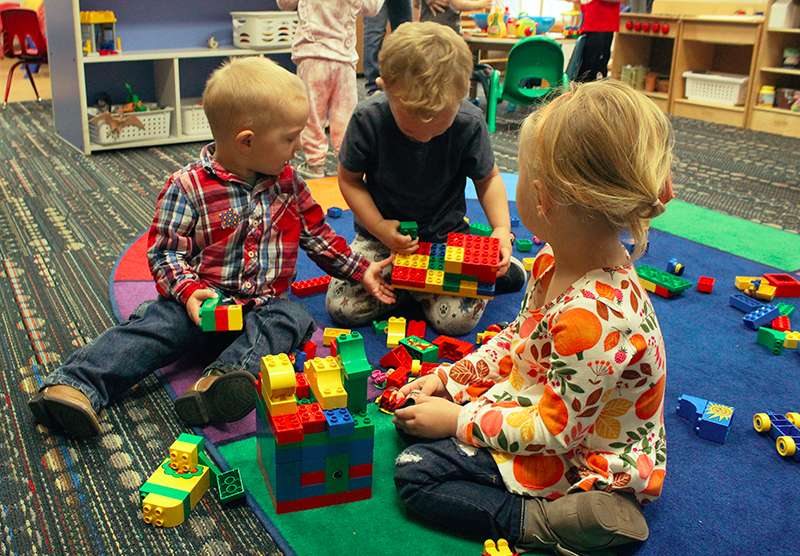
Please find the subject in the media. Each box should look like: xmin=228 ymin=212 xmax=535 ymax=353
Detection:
xmin=638 ymin=277 xmax=657 ymax=294
xmin=227 ymin=305 xmax=243 ymax=330
xmin=522 ymin=257 xmax=535 ymax=272
xmin=444 ymin=246 xmax=464 ymax=274
xmin=169 ymin=440 xmax=199 ymax=472
xmin=425 ymin=269 xmax=444 ymax=287
xmin=483 ymin=538 xmax=515 ymax=556
xmin=408 ymin=254 xmax=430 ymax=269
xmin=142 ymin=492 xmax=186 ymax=528
xmin=386 ymin=316 xmax=407 ymax=348
xmin=754 ymin=283 xmax=776 ymax=301
xmin=260 ymin=354 xmax=297 ymax=417
xmin=145 ymin=459 xmax=210 ymax=511
xmin=304 ymin=356 xmax=348 ymax=409
xmin=735 ymin=276 xmax=761 ymax=291
xmin=459 ymin=280 xmax=478 ymax=296
xmin=477 ymin=331 xmax=499 ymax=344
xmin=410 ymin=359 xmax=422 ymax=376
xmin=323 ymin=327 xmax=351 ymax=347
xmin=785 ymin=331 xmax=800 ymax=349
xmin=80 ymin=10 xmax=117 ymax=24
xmin=394 ymin=253 xmax=414 ymax=267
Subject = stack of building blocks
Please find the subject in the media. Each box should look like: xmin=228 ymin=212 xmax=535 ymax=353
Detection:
xmin=140 ymin=433 xmax=211 ymax=527
xmin=391 ymin=232 xmax=500 ymax=300
xmin=290 ymin=275 xmax=331 ymax=297
xmin=400 ymin=335 xmax=439 ymax=362
xmin=676 ymin=395 xmax=734 ymax=444
xmin=256 ymin=353 xmax=374 ymax=513
xmin=696 ymin=276 xmax=715 ymax=294
xmin=386 ymin=316 xmax=407 ymax=348
xmin=199 ymin=297 xmax=243 ymax=332
xmin=665 ymin=258 xmax=685 ymax=276
xmin=636 ymin=265 xmax=692 ymax=298
xmin=323 ymin=327 xmax=351 ymax=347
xmin=753 ymin=411 xmax=800 ymax=461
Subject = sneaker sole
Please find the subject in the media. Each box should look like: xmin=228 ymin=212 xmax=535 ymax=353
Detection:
xmin=174 ymin=371 xmax=256 ymax=427
xmin=28 ymin=393 xmax=101 ymax=438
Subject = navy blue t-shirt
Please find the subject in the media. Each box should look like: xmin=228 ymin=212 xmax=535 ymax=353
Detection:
xmin=339 ymin=94 xmax=495 ymax=243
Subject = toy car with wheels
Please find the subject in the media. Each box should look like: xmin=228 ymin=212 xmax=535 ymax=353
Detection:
xmin=753 ymin=411 xmax=800 ymax=462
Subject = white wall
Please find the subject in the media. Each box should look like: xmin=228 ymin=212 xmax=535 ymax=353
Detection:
xmin=510 ymin=0 xmax=575 ymax=17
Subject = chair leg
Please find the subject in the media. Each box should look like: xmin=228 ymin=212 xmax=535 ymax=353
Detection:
xmin=487 ymin=70 xmax=501 ymax=134
xmin=3 ymin=61 xmax=24 ymax=108
xmin=23 ymin=64 xmax=42 ymax=102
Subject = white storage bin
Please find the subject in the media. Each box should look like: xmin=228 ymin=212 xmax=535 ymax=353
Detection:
xmin=181 ymin=98 xmax=211 ymax=136
xmin=231 ymin=11 xmax=298 ymax=50
xmin=88 ymin=105 xmax=174 ymax=145
xmin=682 ymin=71 xmax=749 ymax=106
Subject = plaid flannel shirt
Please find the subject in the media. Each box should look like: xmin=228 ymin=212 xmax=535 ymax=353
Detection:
xmin=146 ymin=144 xmax=368 ymax=306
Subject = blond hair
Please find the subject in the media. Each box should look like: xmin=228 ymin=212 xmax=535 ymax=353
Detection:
xmin=202 ymin=57 xmax=306 ymax=138
xmin=519 ymin=80 xmax=673 ymax=259
xmin=379 ymin=22 xmax=473 ymax=121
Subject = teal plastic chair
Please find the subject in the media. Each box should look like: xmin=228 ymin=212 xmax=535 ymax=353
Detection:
xmin=486 ymin=36 xmax=569 ymax=133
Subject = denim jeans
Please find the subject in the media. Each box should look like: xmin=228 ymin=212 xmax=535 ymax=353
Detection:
xmin=42 ymin=297 xmax=315 ymax=413
xmin=362 ymin=0 xmax=412 ymax=94
xmin=394 ymin=438 xmax=525 ymax=544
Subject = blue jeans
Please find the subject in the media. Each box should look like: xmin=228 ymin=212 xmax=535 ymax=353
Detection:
xmin=42 ymin=297 xmax=315 ymax=413
xmin=394 ymin=438 xmax=525 ymax=544
xmin=363 ymin=0 xmax=412 ymax=94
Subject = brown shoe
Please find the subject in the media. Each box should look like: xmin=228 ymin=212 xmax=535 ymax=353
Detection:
xmin=28 ymin=385 xmax=102 ymax=438
xmin=174 ymin=370 xmax=256 ymax=427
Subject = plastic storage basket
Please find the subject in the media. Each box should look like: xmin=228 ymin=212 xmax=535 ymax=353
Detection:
xmin=682 ymin=71 xmax=749 ymax=106
xmin=231 ymin=11 xmax=298 ymax=50
xmin=181 ymin=98 xmax=211 ymax=136
xmin=88 ymin=105 xmax=173 ymax=145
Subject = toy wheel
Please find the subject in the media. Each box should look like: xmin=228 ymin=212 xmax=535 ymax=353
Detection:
xmin=786 ymin=412 xmax=800 ymax=428
xmin=753 ymin=413 xmax=771 ymax=433
xmin=776 ymin=436 xmax=796 ymax=457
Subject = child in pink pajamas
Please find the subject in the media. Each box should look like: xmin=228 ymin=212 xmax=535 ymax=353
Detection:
xmin=278 ymin=0 xmax=385 ymax=179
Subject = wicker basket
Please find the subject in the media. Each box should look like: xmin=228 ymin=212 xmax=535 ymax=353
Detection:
xmin=88 ymin=106 xmax=173 ymax=145
xmin=181 ymin=98 xmax=211 ymax=136
xmin=231 ymin=11 xmax=298 ymax=50
xmin=682 ymin=71 xmax=749 ymax=106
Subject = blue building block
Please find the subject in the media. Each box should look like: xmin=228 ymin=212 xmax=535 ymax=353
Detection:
xmin=348 ymin=476 xmax=372 ymax=491
xmin=729 ymin=293 xmax=764 ymax=313
xmin=294 ymin=350 xmax=307 ymax=372
xmin=666 ymin=257 xmax=685 ymax=276
xmin=430 ymin=243 xmax=447 ymax=258
xmin=324 ymin=408 xmax=355 ymax=437
xmin=676 ymin=394 xmax=708 ymax=422
xmin=696 ymin=402 xmax=734 ymax=444
xmin=510 ymin=217 xmax=520 ymax=228
xmin=327 ymin=207 xmax=343 ymax=218
xmin=477 ymin=282 xmax=496 ymax=297
xmin=753 ymin=411 xmax=800 ymax=462
xmin=743 ymin=305 xmax=779 ymax=330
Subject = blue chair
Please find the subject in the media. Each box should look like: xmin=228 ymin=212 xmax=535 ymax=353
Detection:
xmin=485 ymin=36 xmax=569 ymax=133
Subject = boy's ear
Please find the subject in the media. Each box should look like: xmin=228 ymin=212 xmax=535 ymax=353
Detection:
xmin=234 ymin=129 xmax=255 ymax=150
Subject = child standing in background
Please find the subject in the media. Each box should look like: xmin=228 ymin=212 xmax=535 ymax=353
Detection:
xmin=277 ymin=0 xmax=385 ymax=178
xmin=393 ymin=81 xmax=673 ymax=554
xmin=416 ymin=0 xmax=492 ymax=33
xmin=576 ymin=0 xmax=621 ymax=81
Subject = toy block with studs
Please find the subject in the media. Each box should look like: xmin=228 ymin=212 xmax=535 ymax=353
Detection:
xmin=397 ymin=221 xmax=419 ymax=239
xmin=762 ymin=273 xmax=800 ymax=297
xmin=260 ymin=354 xmax=298 ymax=417
xmin=433 ymin=335 xmax=474 ymax=361
xmin=483 ymin=538 xmax=518 ymax=556
xmin=515 ymin=238 xmax=533 ymax=252
xmin=169 ymin=433 xmax=203 ymax=473
xmin=758 ymin=327 xmax=786 ymax=355
xmin=216 ymin=468 xmax=245 ymax=506
xmin=386 ymin=316 xmax=407 ymax=348
xmin=772 ymin=316 xmax=791 ymax=332
xmin=400 ymin=335 xmax=439 ymax=362
xmin=743 ymin=305 xmax=780 ymax=330
xmin=729 ymin=293 xmax=764 ymax=313
xmin=777 ymin=303 xmax=796 ymax=317
xmin=735 ymin=276 xmax=761 ymax=291
xmin=372 ymin=320 xmax=388 ymax=335
xmin=754 ymin=283 xmax=777 ymax=302
xmin=298 ymin=402 xmax=327 ymax=434
xmin=323 ymin=327 xmax=351 ymax=347
xmin=291 ymin=275 xmax=331 ymax=297
xmin=326 ymin=207 xmax=343 ymax=218
xmin=407 ymin=319 xmax=427 ymax=339
xmin=696 ymin=276 xmax=715 ymax=294
xmin=199 ymin=297 xmax=243 ymax=332
xmin=636 ymin=265 xmax=692 ymax=298
xmin=386 ymin=367 xmax=411 ymax=389
xmin=324 ymin=408 xmax=355 ymax=437
xmin=469 ymin=222 xmax=493 ymax=237
xmin=303 ymin=356 xmax=347 ymax=410
xmin=665 ymin=258 xmax=685 ymax=275
xmin=380 ymin=345 xmax=413 ymax=370
xmin=676 ymin=394 xmax=734 ymax=444
xmin=784 ymin=331 xmax=800 ymax=349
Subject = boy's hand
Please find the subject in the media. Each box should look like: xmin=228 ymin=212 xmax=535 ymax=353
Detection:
xmin=399 ymin=373 xmax=447 ymax=398
xmin=393 ymin=395 xmax=462 ymax=439
xmin=185 ymin=289 xmax=218 ymax=326
xmin=362 ymin=256 xmax=397 ymax=305
xmin=426 ymin=0 xmax=449 ymax=14
xmin=374 ymin=219 xmax=419 ymax=255
xmin=492 ymin=228 xmax=512 ymax=277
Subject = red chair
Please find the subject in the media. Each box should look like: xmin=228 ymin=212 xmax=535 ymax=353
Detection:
xmin=2 ymin=8 xmax=47 ymax=107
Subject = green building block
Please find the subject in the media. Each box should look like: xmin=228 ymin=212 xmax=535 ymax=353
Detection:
xmin=217 ymin=468 xmax=246 ymax=505
xmin=757 ymin=327 xmax=785 ymax=355
xmin=325 ymin=453 xmax=350 ymax=494
xmin=516 ymin=239 xmax=533 ymax=252
xmin=400 ymin=336 xmax=439 ymax=363
xmin=199 ymin=298 xmax=220 ymax=331
xmin=337 ymin=331 xmax=371 ymax=376
xmin=372 ymin=320 xmax=388 ymax=335
xmin=636 ymin=265 xmax=693 ymax=295
xmin=344 ymin=373 xmax=369 ymax=414
xmin=469 ymin=222 xmax=492 ymax=237
xmin=397 ymin=221 xmax=419 ymax=239
xmin=429 ymin=258 xmax=444 ymax=271
xmin=443 ymin=273 xmax=460 ymax=292
xmin=776 ymin=302 xmax=796 ymax=317
xmin=352 ymin=411 xmax=375 ymax=436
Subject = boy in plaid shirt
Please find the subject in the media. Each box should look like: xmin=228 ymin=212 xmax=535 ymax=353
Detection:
xmin=29 ymin=57 xmax=393 ymax=438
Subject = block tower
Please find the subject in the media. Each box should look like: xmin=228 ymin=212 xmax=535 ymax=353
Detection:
xmin=256 ymin=332 xmax=375 ymax=513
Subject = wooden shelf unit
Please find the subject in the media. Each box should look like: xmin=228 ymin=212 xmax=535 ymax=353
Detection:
xmin=45 ymin=0 xmax=290 ymax=154
xmin=748 ymin=0 xmax=800 ymax=138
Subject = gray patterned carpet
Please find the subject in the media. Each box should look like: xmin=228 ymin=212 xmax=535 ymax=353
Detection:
xmin=0 ymin=95 xmax=798 ymax=555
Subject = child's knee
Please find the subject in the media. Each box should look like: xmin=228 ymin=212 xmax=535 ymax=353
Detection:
xmin=423 ymin=297 xmax=486 ymax=336
xmin=393 ymin=445 xmax=429 ymax=498
xmin=325 ymin=280 xmax=373 ymax=326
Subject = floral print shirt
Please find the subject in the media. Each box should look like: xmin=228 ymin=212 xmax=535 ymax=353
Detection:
xmin=439 ymin=245 xmax=667 ymax=503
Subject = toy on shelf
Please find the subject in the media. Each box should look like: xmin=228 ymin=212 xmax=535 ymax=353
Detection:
xmin=291 ymin=275 xmax=331 ymax=297
xmin=753 ymin=411 xmax=800 ymax=461
xmin=676 ymin=394 xmax=734 ymax=444
xmin=560 ymin=3 xmax=581 ymax=38
xmin=80 ymin=11 xmax=121 ymax=56
xmin=199 ymin=297 xmax=243 ymax=332
xmin=636 ymin=265 xmax=692 ymax=298
xmin=391 ymin=232 xmax=500 ymax=300
xmin=123 ymin=82 xmax=147 ymax=113
xmin=386 ymin=316 xmax=407 ymax=348
xmin=487 ymin=2 xmax=508 ymax=37
xmin=483 ymin=538 xmax=518 ymax=556
xmin=696 ymin=276 xmax=715 ymax=294
xmin=665 ymin=258 xmax=685 ymax=276
xmin=207 ymin=35 xmax=219 ymax=49
xmin=140 ymin=433 xmax=211 ymax=527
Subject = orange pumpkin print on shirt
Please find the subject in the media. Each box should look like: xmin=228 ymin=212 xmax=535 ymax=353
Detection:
xmin=539 ymin=385 xmax=568 ymax=435
xmin=513 ymin=454 xmax=565 ymax=490
xmin=635 ymin=375 xmax=666 ymax=419
xmin=552 ymin=308 xmax=602 ymax=361
xmin=532 ymin=253 xmax=554 ymax=280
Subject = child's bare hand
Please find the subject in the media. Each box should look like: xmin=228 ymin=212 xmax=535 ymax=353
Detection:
xmin=400 ymin=373 xmax=447 ymax=398
xmin=426 ymin=0 xmax=449 ymax=14
xmin=393 ymin=395 xmax=462 ymax=438
xmin=362 ymin=256 xmax=397 ymax=305
xmin=492 ymin=228 xmax=512 ymax=277
xmin=375 ymin=219 xmax=419 ymax=254
xmin=478 ymin=0 xmax=493 ymax=9
xmin=185 ymin=289 xmax=218 ymax=326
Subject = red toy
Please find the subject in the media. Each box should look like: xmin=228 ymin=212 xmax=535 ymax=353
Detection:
xmin=290 ymin=275 xmax=331 ymax=297
xmin=380 ymin=345 xmax=412 ymax=369
xmin=771 ymin=316 xmax=791 ymax=332
xmin=268 ymin=412 xmax=304 ymax=445
xmin=378 ymin=387 xmax=415 ymax=414
xmin=303 ymin=340 xmax=317 ymax=359
xmin=419 ymin=362 xmax=438 ymax=376
xmin=407 ymin=319 xmax=427 ymax=339
xmin=763 ymin=274 xmax=800 ymax=297
xmin=297 ymin=402 xmax=326 ymax=434
xmin=386 ymin=367 xmax=411 ymax=389
xmin=697 ymin=276 xmax=715 ymax=294
xmin=433 ymin=335 xmax=474 ymax=361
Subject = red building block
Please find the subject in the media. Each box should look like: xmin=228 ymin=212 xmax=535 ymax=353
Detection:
xmin=419 ymin=362 xmax=438 ymax=376
xmin=380 ymin=345 xmax=412 ymax=369
xmin=350 ymin=463 xmax=373 ymax=478
xmin=274 ymin=488 xmax=371 ymax=514
xmin=407 ymin=320 xmax=427 ymax=339
xmin=391 ymin=266 xmax=427 ymax=288
xmin=771 ymin=316 xmax=791 ymax=332
xmin=329 ymin=339 xmax=338 ymax=357
xmin=300 ymin=470 xmax=325 ymax=486
xmin=268 ymin=412 xmax=304 ymax=445
xmin=295 ymin=372 xmax=310 ymax=400
xmin=303 ymin=340 xmax=317 ymax=359
xmin=290 ymin=275 xmax=331 ymax=297
xmin=697 ymin=276 xmax=715 ymax=294
xmin=433 ymin=335 xmax=474 ymax=361
xmin=447 ymin=232 xmax=467 ymax=247
xmin=386 ymin=367 xmax=410 ymax=389
xmin=297 ymin=402 xmax=327 ymax=434
xmin=416 ymin=242 xmax=431 ymax=255
xmin=763 ymin=273 xmax=800 ymax=297
xmin=462 ymin=236 xmax=501 ymax=283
